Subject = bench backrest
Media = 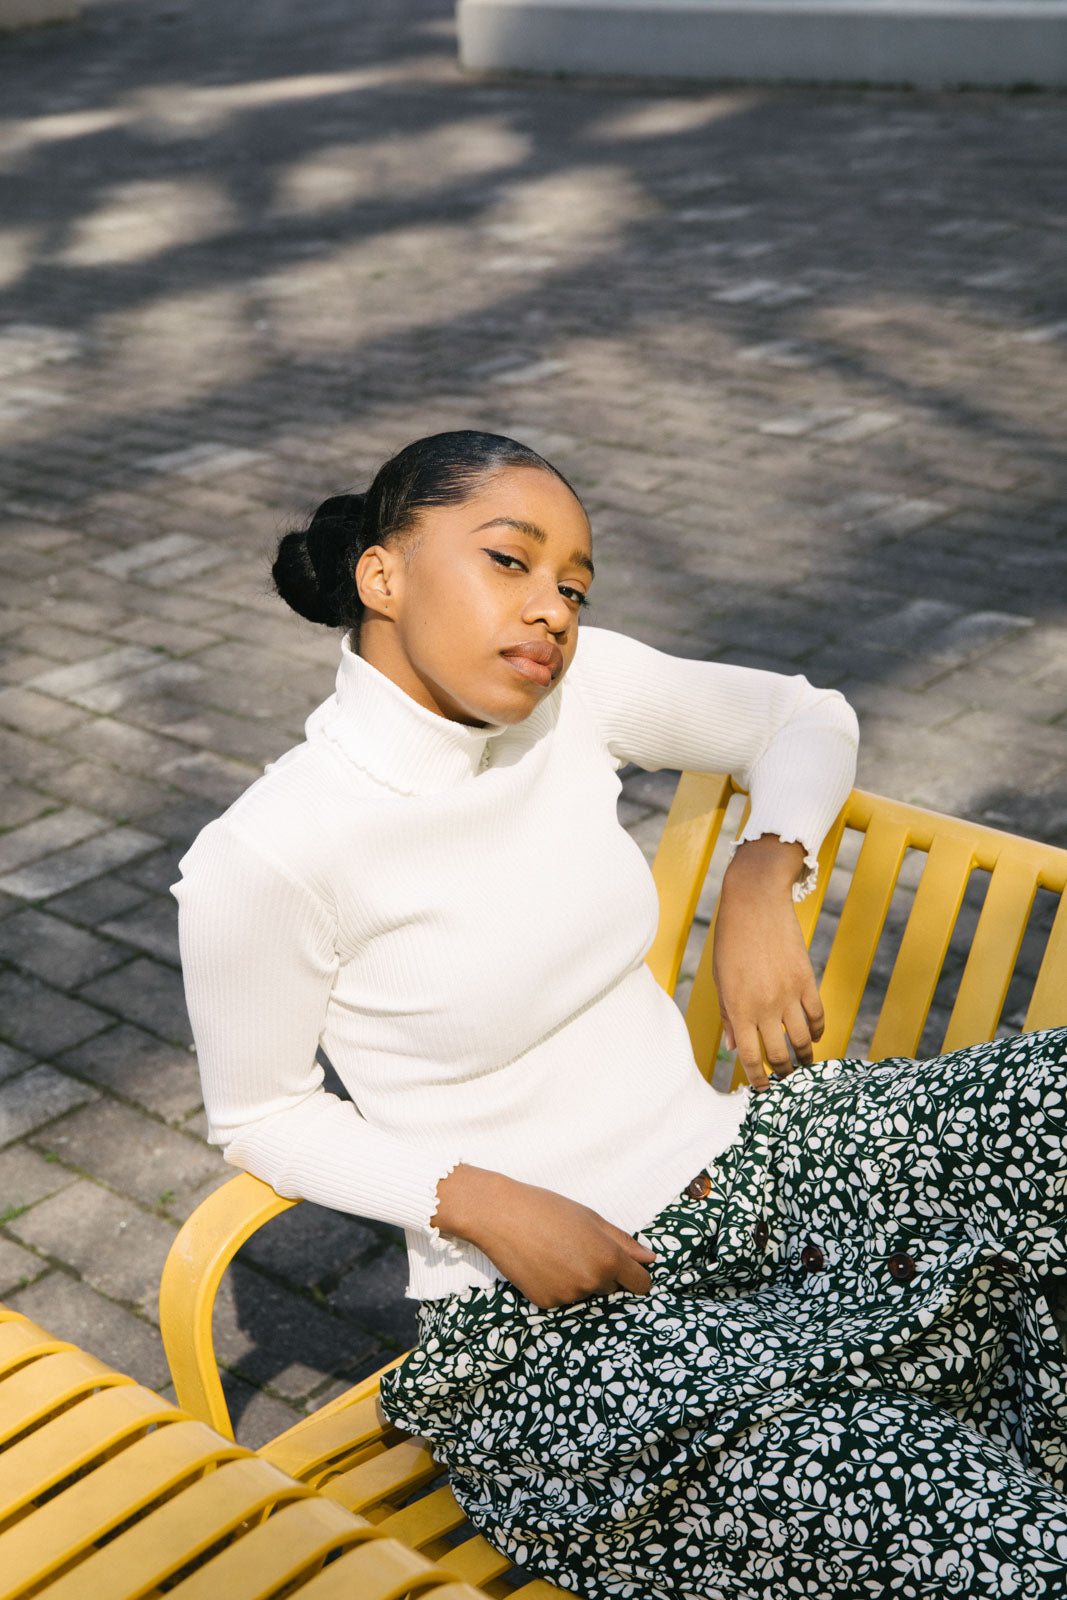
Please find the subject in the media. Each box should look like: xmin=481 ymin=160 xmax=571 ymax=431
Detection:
xmin=648 ymin=775 xmax=1067 ymax=1085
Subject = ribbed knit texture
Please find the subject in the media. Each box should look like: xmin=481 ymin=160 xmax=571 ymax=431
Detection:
xmin=174 ymin=627 xmax=858 ymax=1298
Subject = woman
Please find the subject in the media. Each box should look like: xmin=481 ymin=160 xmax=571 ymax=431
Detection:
xmin=175 ymin=430 xmax=1067 ymax=1599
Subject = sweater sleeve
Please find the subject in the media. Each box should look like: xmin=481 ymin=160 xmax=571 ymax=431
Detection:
xmin=173 ymin=820 xmax=460 ymax=1238
xmin=572 ymin=627 xmax=859 ymax=898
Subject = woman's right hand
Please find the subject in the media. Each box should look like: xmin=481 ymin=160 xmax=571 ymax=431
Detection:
xmin=432 ymin=1164 xmax=657 ymax=1309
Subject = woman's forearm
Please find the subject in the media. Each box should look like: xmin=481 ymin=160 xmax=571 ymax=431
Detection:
xmin=433 ymin=1163 xmax=656 ymax=1308
xmin=713 ymin=833 xmax=824 ymax=1090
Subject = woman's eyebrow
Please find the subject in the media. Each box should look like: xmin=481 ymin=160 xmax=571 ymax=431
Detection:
xmin=472 ymin=516 xmax=595 ymax=578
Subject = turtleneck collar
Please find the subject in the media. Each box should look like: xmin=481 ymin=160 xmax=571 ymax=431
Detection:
xmin=308 ymin=634 xmax=508 ymax=796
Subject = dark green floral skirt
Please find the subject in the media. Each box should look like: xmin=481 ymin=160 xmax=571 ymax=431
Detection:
xmin=381 ymin=1028 xmax=1067 ymax=1598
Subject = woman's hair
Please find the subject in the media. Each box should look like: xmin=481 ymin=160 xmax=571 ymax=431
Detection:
xmin=272 ymin=429 xmax=578 ymax=630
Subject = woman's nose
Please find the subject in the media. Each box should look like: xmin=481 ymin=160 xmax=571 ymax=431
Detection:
xmin=522 ymin=581 xmax=571 ymax=633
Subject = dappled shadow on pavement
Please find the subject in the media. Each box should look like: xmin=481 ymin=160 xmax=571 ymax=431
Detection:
xmin=0 ymin=0 xmax=1064 ymax=1441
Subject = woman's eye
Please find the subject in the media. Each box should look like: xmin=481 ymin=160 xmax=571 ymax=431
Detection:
xmin=484 ymin=549 xmax=589 ymax=608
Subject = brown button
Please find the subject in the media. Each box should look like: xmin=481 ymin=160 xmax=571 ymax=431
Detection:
xmin=887 ymin=1252 xmax=917 ymax=1283
xmin=753 ymin=1220 xmax=769 ymax=1251
xmin=686 ymin=1172 xmax=711 ymax=1200
xmin=986 ymin=1253 xmax=1021 ymax=1274
xmin=801 ymin=1244 xmax=825 ymax=1273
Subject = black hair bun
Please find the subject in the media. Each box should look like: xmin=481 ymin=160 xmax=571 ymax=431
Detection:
xmin=272 ymin=432 xmax=577 ymax=633
xmin=272 ymin=493 xmax=366 ymax=627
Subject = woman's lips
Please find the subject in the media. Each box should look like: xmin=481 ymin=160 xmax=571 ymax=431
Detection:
xmin=500 ymin=641 xmax=564 ymax=687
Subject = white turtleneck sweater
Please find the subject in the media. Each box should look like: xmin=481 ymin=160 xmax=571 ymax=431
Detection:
xmin=174 ymin=627 xmax=858 ymax=1299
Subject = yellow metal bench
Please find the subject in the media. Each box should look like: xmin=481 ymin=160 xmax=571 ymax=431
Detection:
xmin=158 ymin=776 xmax=1067 ymax=1597
xmin=0 ymin=1303 xmax=493 ymax=1600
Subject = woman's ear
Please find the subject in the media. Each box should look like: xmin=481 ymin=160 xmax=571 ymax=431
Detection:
xmin=355 ymin=544 xmax=401 ymax=619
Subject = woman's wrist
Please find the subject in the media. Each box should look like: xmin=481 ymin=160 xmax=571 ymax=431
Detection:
xmin=432 ymin=1162 xmax=515 ymax=1247
xmin=723 ymin=834 xmax=806 ymax=895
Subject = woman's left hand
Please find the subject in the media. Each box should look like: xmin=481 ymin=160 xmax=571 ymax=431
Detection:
xmin=712 ymin=834 xmax=824 ymax=1092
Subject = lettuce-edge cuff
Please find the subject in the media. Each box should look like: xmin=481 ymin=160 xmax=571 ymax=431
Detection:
xmin=423 ymin=1156 xmax=465 ymax=1256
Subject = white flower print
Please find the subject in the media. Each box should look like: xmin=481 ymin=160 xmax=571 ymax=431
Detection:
xmin=382 ymin=1029 xmax=1067 ymax=1599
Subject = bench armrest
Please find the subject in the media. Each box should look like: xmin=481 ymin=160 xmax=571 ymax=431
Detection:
xmin=159 ymin=1172 xmax=298 ymax=1437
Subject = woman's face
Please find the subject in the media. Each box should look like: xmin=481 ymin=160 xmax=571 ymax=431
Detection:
xmin=356 ymin=465 xmax=593 ymax=726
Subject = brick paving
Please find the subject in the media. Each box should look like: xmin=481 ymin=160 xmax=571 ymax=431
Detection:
xmin=0 ymin=0 xmax=1064 ymax=1446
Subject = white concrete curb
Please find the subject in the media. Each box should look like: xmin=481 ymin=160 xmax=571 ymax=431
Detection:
xmin=458 ymin=0 xmax=1067 ymax=87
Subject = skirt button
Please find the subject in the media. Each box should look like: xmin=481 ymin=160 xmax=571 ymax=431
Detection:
xmin=686 ymin=1172 xmax=711 ymax=1200
xmin=986 ymin=1252 xmax=1021 ymax=1273
xmin=801 ymin=1244 xmax=825 ymax=1273
xmin=887 ymin=1251 xmax=917 ymax=1282
xmin=753 ymin=1220 xmax=769 ymax=1251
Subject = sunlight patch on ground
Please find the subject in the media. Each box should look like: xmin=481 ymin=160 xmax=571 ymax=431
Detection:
xmin=805 ymin=291 xmax=1067 ymax=444
xmin=0 ymin=107 xmax=131 ymax=162
xmin=254 ymin=169 xmax=642 ymax=353
xmin=0 ymin=61 xmax=454 ymax=160
xmin=485 ymin=165 xmax=650 ymax=252
xmin=586 ymin=92 xmax=764 ymax=144
xmin=54 ymin=178 xmax=237 ymax=267
xmin=272 ymin=120 xmax=531 ymax=217
xmin=132 ymin=61 xmax=452 ymax=136
xmin=0 ymin=226 xmax=43 ymax=291
xmin=250 ymin=224 xmax=503 ymax=350
xmin=94 ymin=284 xmax=260 ymax=404
xmin=0 ymin=322 xmax=82 ymax=375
